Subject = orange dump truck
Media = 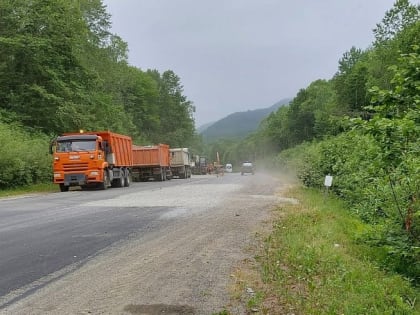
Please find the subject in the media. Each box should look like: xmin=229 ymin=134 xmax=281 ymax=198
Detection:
xmin=50 ymin=131 xmax=133 ymax=192
xmin=132 ymin=144 xmax=172 ymax=181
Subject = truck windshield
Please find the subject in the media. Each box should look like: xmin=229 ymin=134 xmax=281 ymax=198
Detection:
xmin=56 ymin=140 xmax=97 ymax=152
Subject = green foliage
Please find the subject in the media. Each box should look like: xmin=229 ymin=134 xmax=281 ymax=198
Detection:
xmin=0 ymin=183 xmax=56 ymax=198
xmin=373 ymin=0 xmax=420 ymax=44
xmin=357 ymin=46 xmax=420 ymax=282
xmin=0 ymin=122 xmax=51 ymax=188
xmin=0 ymin=0 xmax=95 ymax=133
xmin=278 ymin=132 xmax=420 ymax=283
xmin=258 ymin=80 xmax=339 ymax=152
xmin=0 ymin=0 xmax=198 ymax=193
xmin=0 ymin=0 xmax=196 ymax=188
xmin=333 ymin=47 xmax=370 ymax=114
xmin=369 ymin=2 xmax=420 ymax=92
xmin=149 ymin=70 xmax=196 ymax=147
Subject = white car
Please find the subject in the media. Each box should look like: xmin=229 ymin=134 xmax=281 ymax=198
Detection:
xmin=241 ymin=162 xmax=255 ymax=175
xmin=225 ymin=163 xmax=233 ymax=173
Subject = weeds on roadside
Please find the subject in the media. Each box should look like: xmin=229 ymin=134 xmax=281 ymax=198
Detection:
xmin=0 ymin=183 xmax=57 ymax=198
xmin=233 ymin=187 xmax=419 ymax=314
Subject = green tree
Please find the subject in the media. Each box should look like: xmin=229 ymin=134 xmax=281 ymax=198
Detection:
xmin=373 ymin=0 xmax=420 ymax=44
xmin=148 ymin=70 xmax=195 ymax=146
xmin=368 ymin=0 xmax=420 ymax=91
xmin=0 ymin=0 xmax=99 ymax=133
xmin=334 ymin=47 xmax=370 ymax=115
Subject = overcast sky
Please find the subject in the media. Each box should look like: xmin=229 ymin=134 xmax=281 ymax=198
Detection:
xmin=102 ymin=0 xmax=401 ymax=127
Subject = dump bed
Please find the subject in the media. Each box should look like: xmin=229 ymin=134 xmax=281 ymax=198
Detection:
xmin=169 ymin=148 xmax=190 ymax=166
xmin=132 ymin=144 xmax=170 ymax=167
xmin=62 ymin=131 xmax=133 ymax=167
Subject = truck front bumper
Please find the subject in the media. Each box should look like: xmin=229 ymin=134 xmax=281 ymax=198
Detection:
xmin=54 ymin=171 xmax=102 ymax=186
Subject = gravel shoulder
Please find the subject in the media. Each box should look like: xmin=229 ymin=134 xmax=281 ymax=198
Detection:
xmin=2 ymin=172 xmax=296 ymax=315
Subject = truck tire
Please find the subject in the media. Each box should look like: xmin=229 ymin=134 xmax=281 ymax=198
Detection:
xmin=112 ymin=177 xmax=122 ymax=188
xmin=124 ymin=170 xmax=130 ymax=187
xmin=113 ymin=168 xmax=130 ymax=188
xmin=59 ymin=184 xmax=69 ymax=192
xmin=99 ymin=170 xmax=109 ymax=190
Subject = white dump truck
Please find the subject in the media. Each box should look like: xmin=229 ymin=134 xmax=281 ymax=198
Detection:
xmin=170 ymin=148 xmax=192 ymax=179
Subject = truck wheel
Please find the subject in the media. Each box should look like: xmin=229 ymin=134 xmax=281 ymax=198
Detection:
xmin=124 ymin=170 xmax=130 ymax=187
xmin=120 ymin=175 xmax=125 ymax=187
xmin=59 ymin=184 xmax=69 ymax=192
xmin=99 ymin=170 xmax=109 ymax=190
xmin=113 ymin=169 xmax=129 ymax=188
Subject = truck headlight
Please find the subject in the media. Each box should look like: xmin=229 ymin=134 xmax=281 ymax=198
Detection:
xmin=54 ymin=173 xmax=61 ymax=178
xmin=90 ymin=171 xmax=99 ymax=176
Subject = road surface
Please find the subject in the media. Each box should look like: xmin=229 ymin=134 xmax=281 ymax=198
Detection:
xmin=0 ymin=172 xmax=294 ymax=314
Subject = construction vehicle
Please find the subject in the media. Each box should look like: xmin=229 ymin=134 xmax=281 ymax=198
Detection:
xmin=191 ymin=155 xmax=209 ymax=175
xmin=213 ymin=151 xmax=224 ymax=177
xmin=132 ymin=144 xmax=172 ymax=181
xmin=170 ymin=148 xmax=191 ymax=179
xmin=50 ymin=131 xmax=133 ymax=192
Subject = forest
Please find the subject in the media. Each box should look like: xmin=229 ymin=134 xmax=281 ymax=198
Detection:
xmin=0 ymin=0 xmax=198 ymax=188
xmin=0 ymin=0 xmax=419 ymax=285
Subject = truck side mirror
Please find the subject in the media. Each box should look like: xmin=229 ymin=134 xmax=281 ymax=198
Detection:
xmin=102 ymin=141 xmax=110 ymax=154
xmin=49 ymin=141 xmax=55 ymax=154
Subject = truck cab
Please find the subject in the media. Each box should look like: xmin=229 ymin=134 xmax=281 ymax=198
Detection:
xmin=51 ymin=134 xmax=106 ymax=191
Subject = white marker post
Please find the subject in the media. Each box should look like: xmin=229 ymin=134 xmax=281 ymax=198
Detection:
xmin=324 ymin=174 xmax=333 ymax=197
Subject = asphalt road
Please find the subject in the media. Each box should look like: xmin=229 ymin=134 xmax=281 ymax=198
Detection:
xmin=0 ymin=177 xmax=206 ymax=309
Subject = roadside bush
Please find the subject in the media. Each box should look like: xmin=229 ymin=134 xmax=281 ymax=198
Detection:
xmin=276 ymin=132 xmax=385 ymax=209
xmin=274 ymin=141 xmax=322 ymax=187
xmin=277 ymin=131 xmax=420 ymax=284
xmin=0 ymin=122 xmax=52 ymax=189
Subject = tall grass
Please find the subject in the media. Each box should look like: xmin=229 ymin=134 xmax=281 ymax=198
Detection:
xmin=0 ymin=183 xmax=57 ymax=198
xmin=239 ymin=187 xmax=419 ymax=314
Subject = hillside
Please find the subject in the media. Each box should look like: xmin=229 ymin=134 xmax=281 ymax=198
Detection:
xmin=200 ymin=98 xmax=290 ymax=143
xmin=196 ymin=121 xmax=215 ymax=133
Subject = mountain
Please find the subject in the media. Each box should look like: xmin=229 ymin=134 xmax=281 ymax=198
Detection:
xmin=200 ymin=98 xmax=290 ymax=143
xmin=196 ymin=121 xmax=215 ymax=133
